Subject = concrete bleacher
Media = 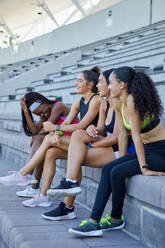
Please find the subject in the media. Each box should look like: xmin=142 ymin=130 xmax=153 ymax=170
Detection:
xmin=0 ymin=20 xmax=165 ymax=248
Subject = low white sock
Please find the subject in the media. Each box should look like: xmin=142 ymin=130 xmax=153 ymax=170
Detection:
xmin=66 ymin=178 xmax=77 ymax=183
xmin=65 ymin=205 xmax=74 ymax=210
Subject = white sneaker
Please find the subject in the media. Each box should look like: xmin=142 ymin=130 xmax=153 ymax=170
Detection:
xmin=0 ymin=172 xmax=37 ymax=186
xmin=16 ymin=186 xmax=40 ymax=198
xmin=22 ymin=193 xmax=53 ymax=207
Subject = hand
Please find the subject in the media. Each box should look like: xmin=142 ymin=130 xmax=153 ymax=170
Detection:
xmin=43 ymin=122 xmax=56 ymax=132
xmin=86 ymin=125 xmax=98 ymax=138
xmin=20 ymin=97 xmax=28 ymax=111
xmin=50 ymin=132 xmax=60 ymax=145
xmin=141 ymin=168 xmax=165 ymax=176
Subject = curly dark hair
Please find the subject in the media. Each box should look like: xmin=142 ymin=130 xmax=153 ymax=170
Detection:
xmin=113 ymin=66 xmax=163 ymax=121
xmin=22 ymin=92 xmax=55 ymax=136
xmin=82 ymin=66 xmax=101 ymax=94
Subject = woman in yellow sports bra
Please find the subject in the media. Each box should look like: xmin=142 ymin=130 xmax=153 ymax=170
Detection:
xmin=68 ymin=66 xmax=165 ymax=237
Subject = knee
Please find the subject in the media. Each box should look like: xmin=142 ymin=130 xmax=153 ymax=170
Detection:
xmin=43 ymin=134 xmax=52 ymax=145
xmin=101 ymin=163 xmax=113 ymax=176
xmin=45 ymin=148 xmax=60 ymax=160
xmin=111 ymin=167 xmax=122 ymax=181
xmin=71 ymin=129 xmax=87 ymax=141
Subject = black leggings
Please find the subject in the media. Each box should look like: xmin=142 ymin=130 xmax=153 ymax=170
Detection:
xmin=90 ymin=140 xmax=165 ymax=221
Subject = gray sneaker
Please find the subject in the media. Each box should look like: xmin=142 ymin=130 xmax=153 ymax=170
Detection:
xmin=16 ymin=186 xmax=40 ymax=198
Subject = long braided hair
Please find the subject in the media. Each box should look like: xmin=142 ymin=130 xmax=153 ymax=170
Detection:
xmin=22 ymin=92 xmax=54 ymax=136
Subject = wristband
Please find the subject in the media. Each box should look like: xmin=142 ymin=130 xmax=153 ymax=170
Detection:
xmin=56 ymin=130 xmax=64 ymax=137
xmin=140 ymin=164 xmax=149 ymax=170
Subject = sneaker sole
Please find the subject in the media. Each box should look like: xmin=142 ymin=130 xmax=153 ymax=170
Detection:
xmin=102 ymin=221 xmax=125 ymax=231
xmin=0 ymin=179 xmax=38 ymax=187
xmin=22 ymin=201 xmax=53 ymax=208
xmin=68 ymin=228 xmax=103 ymax=237
xmin=42 ymin=212 xmax=76 ymax=221
xmin=47 ymin=187 xmax=82 ymax=198
xmin=16 ymin=192 xmax=36 ymax=198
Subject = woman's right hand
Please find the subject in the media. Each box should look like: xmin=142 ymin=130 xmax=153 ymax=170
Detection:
xmin=86 ymin=125 xmax=98 ymax=138
xmin=50 ymin=132 xmax=60 ymax=145
xmin=20 ymin=97 xmax=28 ymax=112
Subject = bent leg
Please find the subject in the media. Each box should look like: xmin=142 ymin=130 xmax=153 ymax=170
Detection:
xmin=30 ymin=134 xmax=45 ymax=189
xmin=41 ymin=147 xmax=67 ymax=196
xmin=90 ymin=153 xmax=137 ymax=222
xmin=66 ymin=129 xmax=101 ymax=180
xmin=64 ymin=145 xmax=116 ymax=208
xmin=19 ymin=134 xmax=71 ymax=176
xmin=110 ymin=153 xmax=165 ymax=219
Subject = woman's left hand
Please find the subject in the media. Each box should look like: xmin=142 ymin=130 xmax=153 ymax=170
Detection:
xmin=141 ymin=168 xmax=165 ymax=176
xmin=43 ymin=122 xmax=56 ymax=132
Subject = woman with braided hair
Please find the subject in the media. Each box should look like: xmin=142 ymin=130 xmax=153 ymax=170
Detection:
xmin=18 ymin=92 xmax=71 ymax=197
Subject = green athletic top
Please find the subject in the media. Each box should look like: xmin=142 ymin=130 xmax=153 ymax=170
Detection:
xmin=121 ymin=103 xmax=160 ymax=133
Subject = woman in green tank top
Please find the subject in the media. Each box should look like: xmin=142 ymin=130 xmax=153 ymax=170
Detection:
xmin=67 ymin=66 xmax=165 ymax=237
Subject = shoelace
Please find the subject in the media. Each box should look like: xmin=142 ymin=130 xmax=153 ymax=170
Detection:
xmin=101 ymin=214 xmax=124 ymax=225
xmin=79 ymin=219 xmax=88 ymax=227
xmin=25 ymin=185 xmax=32 ymax=192
xmin=100 ymin=213 xmax=111 ymax=225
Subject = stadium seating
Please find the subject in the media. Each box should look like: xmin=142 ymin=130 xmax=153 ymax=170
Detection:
xmin=0 ymin=19 xmax=165 ymax=248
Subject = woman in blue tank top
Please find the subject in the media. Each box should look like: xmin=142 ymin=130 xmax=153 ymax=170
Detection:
xmin=41 ymin=69 xmax=121 ymax=220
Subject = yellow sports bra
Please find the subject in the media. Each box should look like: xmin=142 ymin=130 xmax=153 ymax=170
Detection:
xmin=121 ymin=103 xmax=159 ymax=133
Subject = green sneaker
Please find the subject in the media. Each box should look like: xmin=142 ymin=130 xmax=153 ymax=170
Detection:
xmin=69 ymin=219 xmax=103 ymax=237
xmin=100 ymin=214 xmax=125 ymax=231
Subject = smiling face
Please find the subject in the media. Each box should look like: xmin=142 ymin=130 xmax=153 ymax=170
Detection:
xmin=75 ymin=72 xmax=92 ymax=94
xmin=108 ymin=72 xmax=124 ymax=98
xmin=97 ymin=74 xmax=109 ymax=97
xmin=33 ymin=103 xmax=50 ymax=118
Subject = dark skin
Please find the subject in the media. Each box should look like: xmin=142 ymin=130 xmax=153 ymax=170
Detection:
xmin=20 ymin=97 xmax=70 ymax=189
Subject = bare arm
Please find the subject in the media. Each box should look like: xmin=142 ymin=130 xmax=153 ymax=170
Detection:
xmin=85 ymin=100 xmax=107 ymax=138
xmin=92 ymin=113 xmax=118 ymax=148
xmin=43 ymin=96 xmax=101 ymax=133
xmin=127 ymin=95 xmax=146 ymax=166
xmin=96 ymin=100 xmax=107 ymax=135
xmin=48 ymin=102 xmax=69 ymax=123
xmin=114 ymin=98 xmax=128 ymax=157
xmin=60 ymin=99 xmax=80 ymax=126
xmin=20 ymin=97 xmax=44 ymax=135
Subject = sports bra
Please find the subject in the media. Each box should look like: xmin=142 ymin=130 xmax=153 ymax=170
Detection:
xmin=104 ymin=102 xmax=118 ymax=152
xmin=80 ymin=94 xmax=99 ymax=126
xmin=121 ymin=103 xmax=160 ymax=133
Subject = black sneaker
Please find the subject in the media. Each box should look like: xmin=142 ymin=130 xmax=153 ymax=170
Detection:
xmin=69 ymin=219 xmax=103 ymax=237
xmin=100 ymin=214 xmax=125 ymax=231
xmin=47 ymin=178 xmax=82 ymax=198
xmin=42 ymin=202 xmax=76 ymax=220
